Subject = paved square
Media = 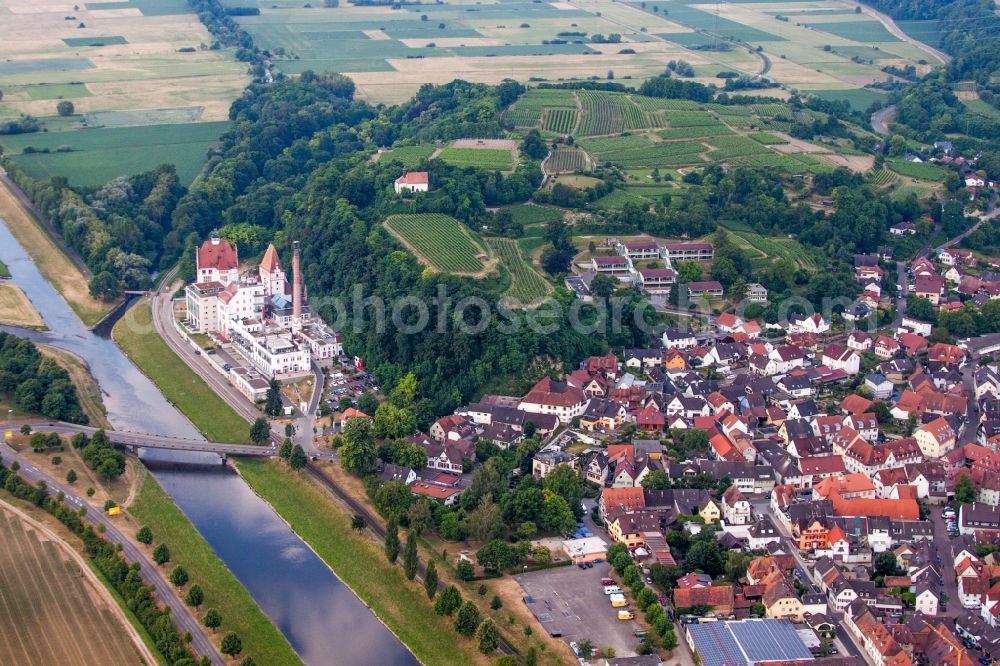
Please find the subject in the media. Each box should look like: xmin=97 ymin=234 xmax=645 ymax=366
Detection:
xmin=516 ymin=563 xmax=640 ymax=656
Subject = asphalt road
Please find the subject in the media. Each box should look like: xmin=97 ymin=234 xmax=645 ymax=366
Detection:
xmin=860 ymin=6 xmax=951 ymax=64
xmin=871 ymin=105 xmax=896 ymax=137
xmin=0 ymin=441 xmax=224 ymax=665
xmin=150 ymin=269 xmax=331 ymax=458
xmin=9 ymin=421 xmax=276 ymax=457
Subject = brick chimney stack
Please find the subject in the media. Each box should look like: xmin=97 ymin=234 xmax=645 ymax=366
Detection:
xmin=291 ymin=240 xmax=302 ymax=331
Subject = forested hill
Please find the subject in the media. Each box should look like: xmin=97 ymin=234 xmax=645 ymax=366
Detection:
xmin=865 ymin=0 xmax=1000 ymax=147
xmin=162 ymin=71 xmax=958 ymax=422
xmin=168 ymin=76 xmax=649 ymax=421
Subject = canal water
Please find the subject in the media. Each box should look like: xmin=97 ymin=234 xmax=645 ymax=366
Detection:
xmin=0 ymin=219 xmax=417 ymax=665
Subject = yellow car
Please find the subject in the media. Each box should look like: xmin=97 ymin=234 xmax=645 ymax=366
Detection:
xmin=618 ymin=610 xmax=635 ymax=621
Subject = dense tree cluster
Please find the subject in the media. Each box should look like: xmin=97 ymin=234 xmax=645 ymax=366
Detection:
xmin=0 ymin=332 xmax=87 ymax=423
xmin=4 ymin=164 xmax=185 ymax=299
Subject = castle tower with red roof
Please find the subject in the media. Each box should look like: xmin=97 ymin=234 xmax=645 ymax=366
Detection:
xmin=196 ymin=231 xmax=239 ymax=286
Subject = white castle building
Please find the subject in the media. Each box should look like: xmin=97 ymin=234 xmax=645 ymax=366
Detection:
xmin=185 ymin=233 xmax=342 ymax=378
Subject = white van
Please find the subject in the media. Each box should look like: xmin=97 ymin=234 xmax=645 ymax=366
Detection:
xmin=604 ymin=585 xmax=622 ymax=595
xmin=609 ymin=593 xmax=626 ymax=603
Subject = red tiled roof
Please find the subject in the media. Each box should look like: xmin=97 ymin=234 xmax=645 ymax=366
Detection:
xmin=197 ymin=238 xmax=238 ymax=272
xmin=395 ymin=171 xmax=429 ymax=185
xmin=260 ymin=243 xmax=281 ymax=273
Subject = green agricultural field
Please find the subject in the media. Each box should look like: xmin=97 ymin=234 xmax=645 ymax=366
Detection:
xmin=129 ymin=475 xmax=301 ymax=666
xmin=593 ymin=189 xmax=651 ymax=210
xmin=62 ymin=36 xmax=128 ymax=47
xmin=888 ymin=158 xmax=947 ymax=181
xmin=961 ymin=97 xmax=1000 ymax=121
xmin=807 ymin=89 xmax=888 ymax=112
xmin=23 ymin=83 xmax=92 ymax=100
xmin=381 ymin=144 xmax=436 ymax=168
xmin=504 ymin=204 xmax=564 ymax=226
xmin=437 ymin=147 xmax=513 ymax=170
xmin=0 ymin=122 xmax=230 ymax=186
xmin=384 ymin=214 xmax=488 ymax=274
xmin=659 ymin=125 xmax=734 ymax=140
xmin=580 ymin=134 xmax=707 ymax=168
xmin=707 ymin=135 xmax=770 ymax=159
xmin=489 ymin=238 xmax=550 ymax=305
xmin=749 ymin=132 xmax=788 ymax=145
xmin=803 ymin=20 xmax=899 ymax=42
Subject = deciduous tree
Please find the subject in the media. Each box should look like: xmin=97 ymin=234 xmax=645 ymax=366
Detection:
xmin=476 ymin=618 xmax=500 ymax=654
xmin=454 ymin=601 xmax=482 ymax=636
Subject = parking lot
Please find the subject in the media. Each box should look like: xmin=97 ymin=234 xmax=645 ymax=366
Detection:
xmin=516 ymin=563 xmax=642 ymax=657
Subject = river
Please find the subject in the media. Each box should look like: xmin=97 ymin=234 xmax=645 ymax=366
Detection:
xmin=0 ymin=218 xmax=417 ymax=665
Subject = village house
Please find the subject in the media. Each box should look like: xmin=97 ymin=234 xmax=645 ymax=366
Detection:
xmin=394 ymin=171 xmax=430 ymax=193
xmin=788 ymin=313 xmax=830 ymax=335
xmin=519 ymin=376 xmax=589 ymax=423
xmin=721 ymin=485 xmax=752 ymax=525
xmin=914 ymin=416 xmax=957 ymax=459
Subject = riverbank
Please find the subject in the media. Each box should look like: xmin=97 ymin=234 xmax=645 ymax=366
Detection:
xmin=36 ymin=344 xmax=110 ymax=429
xmin=0 ymin=282 xmax=45 ymax=330
xmin=112 ymin=301 xmax=251 ymax=443
xmin=129 ymin=472 xmax=302 ymax=666
xmin=236 ymin=458 xmax=490 ymax=666
xmin=0 ymin=177 xmax=114 ymax=327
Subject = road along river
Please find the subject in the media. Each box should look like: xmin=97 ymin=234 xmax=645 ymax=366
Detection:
xmin=0 ymin=217 xmax=417 ymax=665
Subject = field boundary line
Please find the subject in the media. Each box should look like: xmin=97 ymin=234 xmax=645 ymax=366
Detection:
xmin=0 ymin=499 xmax=158 ymax=666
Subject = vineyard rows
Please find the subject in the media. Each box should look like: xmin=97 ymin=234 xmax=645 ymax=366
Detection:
xmin=664 ymin=110 xmax=724 ymax=127
xmin=385 ymin=214 xmax=487 ymax=274
xmin=630 ymin=96 xmax=702 ymax=112
xmin=605 ymin=94 xmax=646 ymax=130
xmin=503 ymin=107 xmax=541 ymax=128
xmin=543 ymin=108 xmax=578 ymax=134
xmin=489 ymin=238 xmax=550 ymax=305
xmin=659 ymin=125 xmax=734 ymax=140
xmin=749 ymin=132 xmax=788 ymax=145
xmin=383 ymin=144 xmax=435 ymax=169
xmin=867 ymin=168 xmax=898 ymax=187
xmin=547 ymin=147 xmax=587 ymax=172
xmin=578 ymin=90 xmax=625 ymax=136
xmin=514 ymin=89 xmax=578 ymax=110
xmin=731 ymin=153 xmax=810 ymax=171
xmin=708 ymin=138 xmax=769 ymax=160
xmin=438 ymin=147 xmax=513 ymax=170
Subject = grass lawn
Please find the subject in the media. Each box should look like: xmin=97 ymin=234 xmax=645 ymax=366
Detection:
xmin=235 ymin=459 xmax=491 ymax=666
xmin=888 ymin=158 xmax=947 ymax=181
xmin=129 ymin=473 xmax=301 ymax=666
xmin=0 ymin=178 xmax=114 ymax=327
xmin=0 ymin=282 xmax=45 ymax=330
xmin=112 ymin=301 xmax=251 ymax=443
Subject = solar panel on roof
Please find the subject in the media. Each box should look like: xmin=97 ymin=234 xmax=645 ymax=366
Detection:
xmin=689 ymin=619 xmax=813 ymax=666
